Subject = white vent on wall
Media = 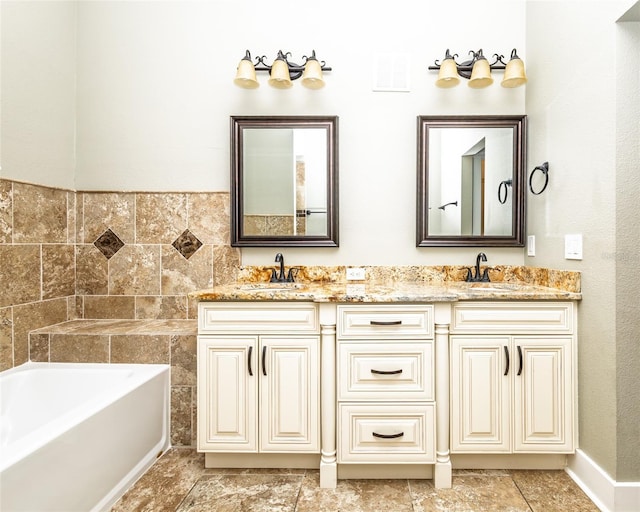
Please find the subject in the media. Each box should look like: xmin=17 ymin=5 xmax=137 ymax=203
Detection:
xmin=372 ymin=53 xmax=411 ymax=92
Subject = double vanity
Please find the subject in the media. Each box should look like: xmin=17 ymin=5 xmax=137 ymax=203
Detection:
xmin=192 ymin=265 xmax=580 ymax=489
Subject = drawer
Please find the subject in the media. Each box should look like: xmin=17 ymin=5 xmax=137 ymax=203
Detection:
xmin=338 ymin=342 xmax=434 ymax=400
xmin=338 ymin=403 xmax=435 ymax=463
xmin=198 ymin=302 xmax=319 ymax=334
xmin=452 ymin=302 xmax=573 ymax=334
xmin=337 ymin=305 xmax=433 ymax=339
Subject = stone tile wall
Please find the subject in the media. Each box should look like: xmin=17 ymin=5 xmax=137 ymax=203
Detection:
xmin=0 ymin=180 xmax=76 ymax=370
xmin=0 ymin=178 xmax=240 ymax=446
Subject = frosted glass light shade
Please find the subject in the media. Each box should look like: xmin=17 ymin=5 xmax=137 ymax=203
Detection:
xmin=501 ymin=56 xmax=527 ymax=88
xmin=301 ymin=58 xmax=325 ymax=89
xmin=268 ymin=59 xmax=293 ymax=89
xmin=468 ymin=58 xmax=493 ymax=88
xmin=435 ymin=58 xmax=461 ymax=88
xmin=234 ymin=58 xmax=259 ymax=89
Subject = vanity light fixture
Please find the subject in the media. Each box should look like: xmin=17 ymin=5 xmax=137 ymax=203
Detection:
xmin=234 ymin=50 xmax=331 ymax=90
xmin=429 ymin=48 xmax=527 ymax=89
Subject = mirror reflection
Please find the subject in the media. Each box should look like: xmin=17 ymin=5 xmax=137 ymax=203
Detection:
xmin=417 ymin=115 xmax=526 ymax=247
xmin=231 ymin=116 xmax=339 ymax=247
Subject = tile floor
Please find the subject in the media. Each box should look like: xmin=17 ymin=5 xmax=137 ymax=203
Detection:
xmin=111 ymin=448 xmax=600 ymax=512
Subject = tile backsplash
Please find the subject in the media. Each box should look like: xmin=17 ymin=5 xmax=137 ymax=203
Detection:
xmin=0 ymin=178 xmax=239 ymax=446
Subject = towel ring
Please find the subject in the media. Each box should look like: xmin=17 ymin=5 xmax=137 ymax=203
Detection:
xmin=498 ymin=179 xmax=512 ymax=204
xmin=529 ymin=162 xmax=549 ymax=195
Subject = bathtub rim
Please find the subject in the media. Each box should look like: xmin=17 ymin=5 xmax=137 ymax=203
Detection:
xmin=0 ymin=361 xmax=171 ymax=474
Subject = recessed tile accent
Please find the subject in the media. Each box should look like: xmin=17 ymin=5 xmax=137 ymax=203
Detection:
xmin=94 ymin=228 xmax=125 ymax=259
xmin=172 ymin=229 xmax=203 ymax=260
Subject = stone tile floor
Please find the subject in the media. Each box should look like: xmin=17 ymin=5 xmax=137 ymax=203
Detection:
xmin=111 ymin=448 xmax=600 ymax=512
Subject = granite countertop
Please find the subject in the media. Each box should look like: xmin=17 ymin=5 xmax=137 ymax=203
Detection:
xmin=191 ymin=265 xmax=582 ymax=303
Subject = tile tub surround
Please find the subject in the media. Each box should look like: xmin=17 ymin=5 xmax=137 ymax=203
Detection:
xmin=110 ymin=448 xmax=599 ymax=512
xmin=0 ymin=178 xmax=240 ymax=371
xmin=29 ymin=319 xmax=198 ymax=446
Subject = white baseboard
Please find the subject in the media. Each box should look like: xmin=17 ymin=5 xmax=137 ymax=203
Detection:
xmin=566 ymin=449 xmax=640 ymax=512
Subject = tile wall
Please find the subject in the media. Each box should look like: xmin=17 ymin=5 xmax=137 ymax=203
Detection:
xmin=0 ymin=178 xmax=240 ymax=446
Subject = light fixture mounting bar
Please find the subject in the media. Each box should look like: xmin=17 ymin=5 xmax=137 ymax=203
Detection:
xmin=428 ymin=49 xmax=508 ymax=79
xmin=252 ymin=50 xmax=332 ymax=80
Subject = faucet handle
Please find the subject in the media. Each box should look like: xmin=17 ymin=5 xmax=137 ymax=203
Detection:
xmin=465 ymin=268 xmax=474 ymax=282
xmin=269 ymin=269 xmax=278 ymax=282
xmin=286 ymin=268 xmax=300 ymax=282
xmin=481 ymin=268 xmax=491 ymax=282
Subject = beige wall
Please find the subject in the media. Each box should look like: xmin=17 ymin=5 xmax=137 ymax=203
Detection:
xmin=2 ymin=0 xmax=528 ymax=268
xmin=0 ymin=1 xmax=76 ymax=189
xmin=526 ymin=0 xmax=640 ymax=482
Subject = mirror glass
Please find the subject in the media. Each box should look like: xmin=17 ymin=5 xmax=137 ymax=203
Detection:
xmin=231 ymin=116 xmax=339 ymax=247
xmin=417 ymin=115 xmax=526 ymax=247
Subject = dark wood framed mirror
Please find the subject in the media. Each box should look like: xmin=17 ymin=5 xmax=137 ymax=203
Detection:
xmin=417 ymin=115 xmax=527 ymax=247
xmin=231 ymin=116 xmax=339 ymax=247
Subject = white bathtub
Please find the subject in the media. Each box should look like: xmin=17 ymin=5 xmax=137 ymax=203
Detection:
xmin=0 ymin=362 xmax=170 ymax=512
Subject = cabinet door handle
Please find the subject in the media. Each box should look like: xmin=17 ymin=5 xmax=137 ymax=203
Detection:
xmin=504 ymin=346 xmax=510 ymax=376
xmin=372 ymin=431 xmax=404 ymax=439
xmin=371 ymin=369 xmax=403 ymax=375
xmin=369 ymin=320 xmax=402 ymax=326
xmin=248 ymin=345 xmax=253 ymax=376
xmin=517 ymin=345 xmax=523 ymax=376
xmin=262 ymin=345 xmax=267 ymax=376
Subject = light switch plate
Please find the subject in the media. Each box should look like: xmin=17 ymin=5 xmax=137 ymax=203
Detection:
xmin=527 ymin=235 xmax=535 ymax=257
xmin=564 ymin=234 xmax=583 ymax=260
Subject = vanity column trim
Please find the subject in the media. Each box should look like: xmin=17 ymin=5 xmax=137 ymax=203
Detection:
xmin=319 ymin=303 xmax=338 ymax=488
xmin=434 ymin=302 xmax=452 ymax=488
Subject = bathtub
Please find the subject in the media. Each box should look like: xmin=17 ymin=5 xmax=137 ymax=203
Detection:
xmin=0 ymin=362 xmax=170 ymax=512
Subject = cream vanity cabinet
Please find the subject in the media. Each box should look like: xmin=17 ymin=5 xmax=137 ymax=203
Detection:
xmin=450 ymin=302 xmax=576 ymax=454
xmin=197 ymin=302 xmax=320 ymax=457
xmin=336 ymin=304 xmax=436 ymax=464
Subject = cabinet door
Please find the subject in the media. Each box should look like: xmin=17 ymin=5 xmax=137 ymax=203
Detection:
xmin=259 ymin=336 xmax=319 ymax=452
xmin=197 ymin=336 xmax=258 ymax=452
xmin=451 ymin=336 xmax=511 ymax=452
xmin=513 ymin=337 xmax=573 ymax=452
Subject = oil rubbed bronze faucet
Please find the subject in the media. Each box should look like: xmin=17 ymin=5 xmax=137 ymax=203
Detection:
xmin=466 ymin=252 xmax=491 ymax=282
xmin=270 ymin=253 xmax=298 ymax=283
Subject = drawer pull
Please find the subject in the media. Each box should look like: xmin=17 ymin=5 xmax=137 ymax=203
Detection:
xmin=370 ymin=368 xmax=403 ymax=375
xmin=369 ymin=320 xmax=402 ymax=326
xmin=372 ymin=431 xmax=404 ymax=439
